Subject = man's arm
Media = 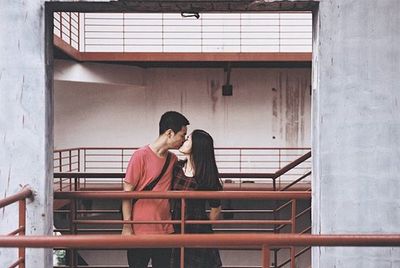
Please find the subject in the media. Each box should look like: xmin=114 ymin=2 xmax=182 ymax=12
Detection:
xmin=121 ymin=181 xmax=135 ymax=235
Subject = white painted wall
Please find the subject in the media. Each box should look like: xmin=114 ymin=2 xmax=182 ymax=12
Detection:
xmin=54 ymin=60 xmax=311 ymax=149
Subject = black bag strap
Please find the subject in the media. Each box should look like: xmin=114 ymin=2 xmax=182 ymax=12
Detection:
xmin=142 ymin=152 xmax=172 ymax=191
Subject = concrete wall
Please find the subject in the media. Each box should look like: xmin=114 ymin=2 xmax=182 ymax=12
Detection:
xmin=0 ymin=1 xmax=53 ymax=267
xmin=54 ymin=60 xmax=311 ymax=149
xmin=312 ymin=0 xmax=400 ymax=267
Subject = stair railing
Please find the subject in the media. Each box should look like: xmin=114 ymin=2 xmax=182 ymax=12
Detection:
xmin=0 ymin=187 xmax=33 ymax=268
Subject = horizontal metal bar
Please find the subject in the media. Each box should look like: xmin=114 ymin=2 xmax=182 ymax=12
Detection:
xmin=0 ymin=188 xmax=32 ymax=209
xmin=54 ymin=191 xmax=311 ymax=200
xmin=53 ymin=172 xmax=277 ymax=179
xmin=72 ymin=219 xmax=291 ymax=225
xmin=2 ymin=234 xmax=400 ymax=248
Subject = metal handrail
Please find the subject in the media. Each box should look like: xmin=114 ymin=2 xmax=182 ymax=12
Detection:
xmin=0 ymin=187 xmax=32 ymax=209
xmin=1 ymin=234 xmax=399 ymax=268
xmin=54 ymin=190 xmax=310 ymax=267
xmin=2 ymin=233 xmax=399 ymax=248
xmin=274 ymin=151 xmax=311 ymax=178
xmin=0 ymin=187 xmax=32 ymax=268
xmin=54 ymin=190 xmax=311 ymax=200
xmin=53 ymin=147 xmax=311 ymax=177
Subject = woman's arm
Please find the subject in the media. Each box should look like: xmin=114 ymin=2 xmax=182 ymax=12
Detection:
xmin=209 ymin=206 xmax=221 ymax=220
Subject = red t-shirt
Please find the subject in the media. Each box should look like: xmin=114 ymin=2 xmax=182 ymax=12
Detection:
xmin=124 ymin=145 xmax=177 ymax=234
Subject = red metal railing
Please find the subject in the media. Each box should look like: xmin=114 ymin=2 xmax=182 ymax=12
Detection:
xmin=0 ymin=187 xmax=33 ymax=268
xmin=53 ymin=190 xmax=310 ymax=268
xmin=1 ymin=234 xmax=400 ymax=268
xmin=53 ymin=148 xmax=311 ymax=190
xmin=54 ymin=147 xmax=310 ymax=173
xmin=54 ymin=150 xmax=311 ymax=267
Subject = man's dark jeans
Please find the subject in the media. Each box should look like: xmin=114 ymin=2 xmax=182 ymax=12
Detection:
xmin=127 ymin=248 xmax=172 ymax=268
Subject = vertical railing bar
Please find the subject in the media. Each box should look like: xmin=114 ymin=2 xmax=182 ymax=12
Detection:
xmin=59 ymin=151 xmax=62 ymax=172
xmin=18 ymin=199 xmax=26 ymax=268
xmin=262 ymin=244 xmax=270 ymax=268
xmin=278 ymin=149 xmax=281 ymax=190
xmin=121 ymin=149 xmax=124 ymax=172
xmin=239 ymin=148 xmax=242 ymax=173
xmin=84 ymin=149 xmax=87 ymax=172
xmin=69 ymin=196 xmax=77 ymax=267
xmin=69 ymin=149 xmax=72 ymax=172
xmin=77 ymin=149 xmax=81 ymax=172
xmin=180 ymin=198 xmax=186 ymax=268
xmin=290 ymin=199 xmax=297 ymax=268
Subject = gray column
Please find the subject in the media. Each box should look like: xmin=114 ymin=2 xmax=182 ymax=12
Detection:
xmin=312 ymin=0 xmax=400 ymax=267
xmin=0 ymin=1 xmax=53 ymax=267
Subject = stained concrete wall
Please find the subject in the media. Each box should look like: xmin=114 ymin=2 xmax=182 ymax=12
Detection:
xmin=0 ymin=1 xmax=53 ymax=267
xmin=54 ymin=60 xmax=311 ymax=149
xmin=312 ymin=0 xmax=400 ymax=267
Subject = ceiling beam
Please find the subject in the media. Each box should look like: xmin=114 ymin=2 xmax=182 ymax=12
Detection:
xmin=46 ymin=0 xmax=318 ymax=13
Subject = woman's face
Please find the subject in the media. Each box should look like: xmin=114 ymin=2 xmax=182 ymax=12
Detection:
xmin=179 ymin=134 xmax=192 ymax=155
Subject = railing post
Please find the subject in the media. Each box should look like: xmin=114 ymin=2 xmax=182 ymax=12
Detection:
xmin=278 ymin=149 xmax=281 ymax=189
xmin=262 ymin=244 xmax=270 ymax=268
xmin=59 ymin=151 xmax=62 ymax=172
xmin=290 ymin=199 xmax=297 ymax=268
xmin=77 ymin=148 xmax=81 ymax=172
xmin=69 ymin=149 xmax=72 ymax=172
xmin=239 ymin=149 xmax=242 ymax=173
xmin=18 ymin=199 xmax=26 ymax=268
xmin=272 ymin=197 xmax=279 ymax=268
xmin=84 ymin=148 xmax=87 ymax=172
xmin=121 ymin=149 xmax=124 ymax=172
xmin=180 ymin=198 xmax=186 ymax=268
xmin=69 ymin=198 xmax=77 ymax=267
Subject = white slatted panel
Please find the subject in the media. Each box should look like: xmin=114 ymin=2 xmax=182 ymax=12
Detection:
xmin=55 ymin=12 xmax=312 ymax=53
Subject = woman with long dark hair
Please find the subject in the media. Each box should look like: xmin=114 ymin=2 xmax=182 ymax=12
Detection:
xmin=170 ymin=129 xmax=223 ymax=268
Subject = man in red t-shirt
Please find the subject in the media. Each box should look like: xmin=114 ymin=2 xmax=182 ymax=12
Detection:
xmin=122 ymin=111 xmax=189 ymax=268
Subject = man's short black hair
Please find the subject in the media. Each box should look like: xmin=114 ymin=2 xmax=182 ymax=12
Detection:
xmin=159 ymin=111 xmax=190 ymax=135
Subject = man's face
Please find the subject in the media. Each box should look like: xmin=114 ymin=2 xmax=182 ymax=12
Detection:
xmin=169 ymin=126 xmax=187 ymax=149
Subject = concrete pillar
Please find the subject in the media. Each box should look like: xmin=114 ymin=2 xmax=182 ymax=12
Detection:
xmin=0 ymin=1 xmax=53 ymax=267
xmin=312 ymin=0 xmax=400 ymax=267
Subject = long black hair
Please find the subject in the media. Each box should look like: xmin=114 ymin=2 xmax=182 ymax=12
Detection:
xmin=191 ymin=129 xmax=222 ymax=190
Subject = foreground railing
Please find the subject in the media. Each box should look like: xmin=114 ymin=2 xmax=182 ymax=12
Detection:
xmin=53 ymin=190 xmax=311 ymax=267
xmin=0 ymin=187 xmax=33 ymax=268
xmin=53 ymin=151 xmax=311 ymax=266
xmin=1 ymin=234 xmax=399 ymax=268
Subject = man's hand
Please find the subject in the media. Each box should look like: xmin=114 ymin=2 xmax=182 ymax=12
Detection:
xmin=122 ymin=224 xmax=133 ymax=235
